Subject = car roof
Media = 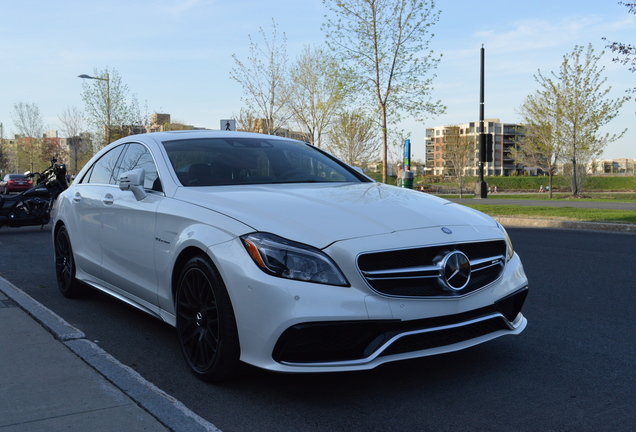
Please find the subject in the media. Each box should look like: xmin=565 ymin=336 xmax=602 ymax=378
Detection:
xmin=119 ymin=130 xmax=307 ymax=145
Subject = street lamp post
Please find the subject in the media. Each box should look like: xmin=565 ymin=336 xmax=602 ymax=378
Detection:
xmin=78 ymin=73 xmax=111 ymax=145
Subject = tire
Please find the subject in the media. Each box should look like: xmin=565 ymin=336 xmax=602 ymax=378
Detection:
xmin=175 ymin=256 xmax=241 ymax=382
xmin=54 ymin=225 xmax=83 ymax=298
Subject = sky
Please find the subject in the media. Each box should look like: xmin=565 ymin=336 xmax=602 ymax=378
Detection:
xmin=1 ymin=0 xmax=634 ymax=162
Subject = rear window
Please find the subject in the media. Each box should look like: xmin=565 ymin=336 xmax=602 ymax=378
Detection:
xmin=161 ymin=137 xmax=370 ymax=186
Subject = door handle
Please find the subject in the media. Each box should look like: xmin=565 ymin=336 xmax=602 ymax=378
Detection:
xmin=102 ymin=193 xmax=114 ymax=205
xmin=73 ymin=192 xmax=81 ymax=202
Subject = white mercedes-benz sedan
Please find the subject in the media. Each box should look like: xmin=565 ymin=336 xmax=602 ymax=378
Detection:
xmin=52 ymin=130 xmax=528 ymax=382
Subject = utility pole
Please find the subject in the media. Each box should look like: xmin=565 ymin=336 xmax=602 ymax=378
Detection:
xmin=475 ymin=45 xmax=488 ymax=199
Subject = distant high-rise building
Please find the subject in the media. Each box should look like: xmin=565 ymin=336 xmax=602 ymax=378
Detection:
xmin=425 ymin=119 xmax=524 ymax=176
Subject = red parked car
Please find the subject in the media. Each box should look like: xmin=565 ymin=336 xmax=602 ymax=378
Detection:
xmin=0 ymin=174 xmax=33 ymax=194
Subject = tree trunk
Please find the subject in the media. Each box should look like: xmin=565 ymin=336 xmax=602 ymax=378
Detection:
xmin=571 ymin=159 xmax=578 ymax=196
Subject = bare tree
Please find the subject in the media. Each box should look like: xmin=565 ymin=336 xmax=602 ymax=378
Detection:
xmin=287 ymin=45 xmax=350 ymax=147
xmin=323 ymin=0 xmax=444 ymax=183
xmin=125 ymin=94 xmax=149 ymax=136
xmin=388 ymin=129 xmax=411 ymax=169
xmin=230 ymin=19 xmax=290 ymax=135
xmin=0 ymin=122 xmax=6 ymax=174
xmin=603 ymin=2 xmax=636 ymax=107
xmin=233 ymin=107 xmax=261 ymax=133
xmin=11 ymin=101 xmax=46 ymax=172
xmin=58 ymin=105 xmax=89 ymax=174
xmin=442 ymin=126 xmax=473 ymax=198
xmin=325 ymin=110 xmax=379 ymax=165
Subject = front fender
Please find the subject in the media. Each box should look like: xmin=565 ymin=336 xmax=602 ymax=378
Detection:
xmin=154 ymin=200 xmax=253 ymax=316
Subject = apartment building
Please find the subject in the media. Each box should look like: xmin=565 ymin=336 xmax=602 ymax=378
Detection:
xmin=590 ymin=158 xmax=635 ymax=175
xmin=425 ymin=119 xmax=524 ymax=177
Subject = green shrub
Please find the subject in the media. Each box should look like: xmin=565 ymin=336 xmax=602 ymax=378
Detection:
xmin=480 ymin=176 xmax=634 ymax=191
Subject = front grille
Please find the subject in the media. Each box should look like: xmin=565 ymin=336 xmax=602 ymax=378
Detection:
xmin=357 ymin=240 xmax=507 ymax=297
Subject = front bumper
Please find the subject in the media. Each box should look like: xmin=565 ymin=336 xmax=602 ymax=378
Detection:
xmin=273 ymin=287 xmax=527 ymax=366
xmin=211 ymin=232 xmax=529 ymax=373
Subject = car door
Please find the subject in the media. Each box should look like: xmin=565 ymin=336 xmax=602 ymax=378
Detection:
xmin=68 ymin=144 xmax=127 ymax=279
xmin=98 ymin=142 xmax=163 ymax=308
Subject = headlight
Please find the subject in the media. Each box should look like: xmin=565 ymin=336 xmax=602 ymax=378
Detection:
xmin=241 ymin=233 xmax=349 ymax=286
xmin=498 ymin=223 xmax=515 ymax=262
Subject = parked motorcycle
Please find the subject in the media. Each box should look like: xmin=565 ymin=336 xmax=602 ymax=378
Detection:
xmin=0 ymin=158 xmax=69 ymax=229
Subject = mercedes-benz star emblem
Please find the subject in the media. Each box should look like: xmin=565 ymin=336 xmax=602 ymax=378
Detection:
xmin=440 ymin=251 xmax=471 ymax=291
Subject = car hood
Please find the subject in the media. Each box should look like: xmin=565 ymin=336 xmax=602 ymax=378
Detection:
xmin=174 ymin=182 xmax=496 ymax=248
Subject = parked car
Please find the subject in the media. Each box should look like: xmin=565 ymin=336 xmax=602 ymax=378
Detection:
xmin=1 ymin=173 xmax=33 ymax=194
xmin=52 ymin=130 xmax=529 ymax=382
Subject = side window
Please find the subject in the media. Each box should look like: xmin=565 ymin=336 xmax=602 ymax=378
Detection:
xmin=80 ymin=145 xmax=127 ymax=185
xmin=117 ymin=143 xmax=161 ymax=191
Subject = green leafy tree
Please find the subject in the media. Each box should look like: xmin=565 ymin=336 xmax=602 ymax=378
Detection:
xmin=325 ymin=110 xmax=379 ymax=165
xmin=81 ymin=67 xmax=130 ymax=148
xmin=322 ymin=0 xmax=444 ymax=183
xmin=512 ymin=92 xmax=562 ymax=198
xmin=534 ymin=44 xmax=628 ymax=196
xmin=287 ymin=45 xmax=350 ymax=147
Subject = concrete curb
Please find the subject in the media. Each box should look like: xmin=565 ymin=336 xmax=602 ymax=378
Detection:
xmin=66 ymin=338 xmax=221 ymax=432
xmin=0 ymin=276 xmax=85 ymax=342
xmin=0 ymin=276 xmax=221 ymax=432
xmin=493 ymin=217 xmax=636 ymax=233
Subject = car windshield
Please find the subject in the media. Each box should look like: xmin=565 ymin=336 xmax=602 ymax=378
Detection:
xmin=161 ymin=137 xmax=370 ymax=186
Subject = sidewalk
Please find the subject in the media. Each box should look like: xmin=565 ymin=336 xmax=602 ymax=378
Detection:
xmin=0 ymin=277 xmax=219 ymax=432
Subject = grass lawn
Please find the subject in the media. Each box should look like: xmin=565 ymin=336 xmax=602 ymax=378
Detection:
xmin=367 ymin=171 xmax=636 ymax=224
xmin=460 ymin=204 xmax=636 ymax=225
xmin=441 ymin=192 xmax=636 ymax=202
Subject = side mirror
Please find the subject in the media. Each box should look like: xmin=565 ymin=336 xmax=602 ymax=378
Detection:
xmin=119 ymin=168 xmax=147 ymax=201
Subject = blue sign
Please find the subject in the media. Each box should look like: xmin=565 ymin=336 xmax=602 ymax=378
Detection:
xmin=403 ymin=139 xmax=411 ymax=169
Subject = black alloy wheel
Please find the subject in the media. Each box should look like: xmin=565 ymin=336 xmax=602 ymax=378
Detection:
xmin=54 ymin=225 xmax=82 ymax=298
xmin=176 ymin=256 xmax=241 ymax=382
